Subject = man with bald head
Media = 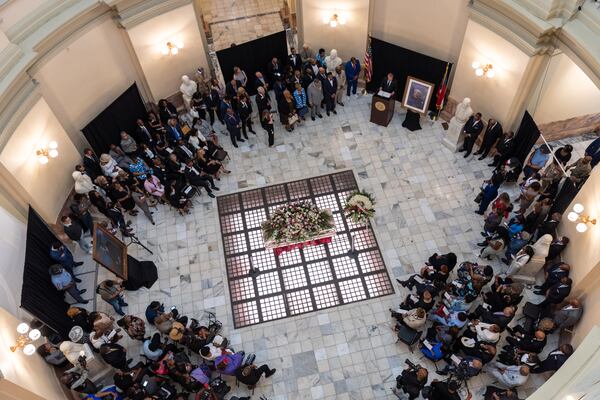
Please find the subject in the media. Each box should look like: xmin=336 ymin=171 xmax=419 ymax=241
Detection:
xmin=531 ymin=344 xmax=573 ymax=373
xmin=552 ymin=298 xmax=583 ymax=329
xmin=506 ymin=330 xmax=546 ymax=354
xmin=487 ymin=362 xmax=529 ymax=388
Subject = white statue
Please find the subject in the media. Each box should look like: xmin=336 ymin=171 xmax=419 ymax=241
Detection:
xmin=180 ymin=75 xmax=197 ymax=111
xmin=444 ymin=97 xmax=474 ymax=151
xmin=513 ymin=234 xmax=553 ymax=283
xmin=454 ymin=97 xmax=473 ymax=124
xmin=325 ymin=49 xmax=342 ymax=73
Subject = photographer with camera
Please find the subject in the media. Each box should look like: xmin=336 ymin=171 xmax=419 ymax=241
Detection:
xmin=393 ymin=359 xmax=428 ymax=399
xmin=422 ymin=379 xmax=471 ymax=400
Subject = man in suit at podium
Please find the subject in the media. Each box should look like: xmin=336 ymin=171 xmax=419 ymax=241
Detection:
xmin=379 ymin=73 xmax=398 ymax=97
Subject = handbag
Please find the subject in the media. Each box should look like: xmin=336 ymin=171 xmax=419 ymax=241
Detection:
xmin=474 ymin=191 xmax=484 ymax=204
xmin=288 ymin=113 xmax=299 ymax=125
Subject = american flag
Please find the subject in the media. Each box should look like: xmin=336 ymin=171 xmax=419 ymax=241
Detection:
xmin=364 ymin=37 xmax=372 ymax=83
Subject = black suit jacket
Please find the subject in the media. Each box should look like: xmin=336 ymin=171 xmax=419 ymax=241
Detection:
xmin=322 ymin=78 xmax=337 ymax=97
xmin=287 ymin=54 xmax=303 ymax=70
xmin=482 ymin=310 xmax=511 ymax=329
xmin=539 ymin=350 xmax=567 ymax=370
xmin=225 ymin=80 xmax=243 ymax=98
xmin=380 ymin=77 xmax=398 ymax=94
xmin=267 ymin=62 xmax=282 ymax=82
xmin=205 ymin=90 xmax=220 ymax=109
xmin=136 ymin=125 xmax=153 ymax=144
xmin=537 ymin=219 xmax=559 ymax=239
xmin=255 ymin=93 xmax=271 ymax=114
xmin=463 ymin=116 xmax=484 ymax=136
xmin=481 ymin=121 xmax=503 ymax=147
xmin=547 ymin=283 xmax=571 ymax=303
xmin=496 ymin=137 xmax=515 ymax=156
xmin=254 ymin=77 xmax=268 ymax=91
xmin=515 ymin=335 xmax=546 ymax=353
xmin=83 ymin=155 xmax=102 ymax=179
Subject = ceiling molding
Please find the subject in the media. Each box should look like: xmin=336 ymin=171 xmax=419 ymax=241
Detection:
xmin=0 ymin=78 xmax=39 ymax=152
xmin=4 ymin=0 xmax=74 ymax=43
xmin=115 ymin=0 xmax=193 ymax=29
xmin=469 ymin=2 xmax=557 ymax=56
xmin=0 ymin=44 xmax=24 ymax=81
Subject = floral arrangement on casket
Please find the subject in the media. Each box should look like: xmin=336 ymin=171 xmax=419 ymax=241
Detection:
xmin=344 ymin=190 xmax=376 ymax=225
xmin=262 ymin=201 xmax=335 ymax=247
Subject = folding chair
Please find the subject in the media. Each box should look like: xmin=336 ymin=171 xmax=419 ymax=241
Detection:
xmin=395 ymin=324 xmax=422 ymax=353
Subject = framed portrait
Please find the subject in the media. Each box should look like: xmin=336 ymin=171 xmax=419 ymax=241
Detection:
xmin=401 ymin=76 xmax=435 ymax=114
xmin=93 ymin=223 xmax=128 ymax=280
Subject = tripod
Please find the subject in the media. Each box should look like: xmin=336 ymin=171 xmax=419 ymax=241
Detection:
xmin=122 ymin=232 xmax=153 ymax=255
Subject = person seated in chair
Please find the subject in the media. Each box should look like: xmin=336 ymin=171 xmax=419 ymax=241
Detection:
xmin=551 ymin=298 xmax=583 ymax=330
xmin=392 ymin=307 xmax=427 ymax=331
xmin=505 ymin=330 xmax=546 ymax=354
xmin=469 ymin=305 xmax=515 ymax=331
xmin=235 ymin=363 xmax=277 ymax=388
xmin=394 ymin=290 xmax=435 ymax=313
xmin=427 ymin=252 xmax=458 ymax=272
xmin=530 ymin=344 xmax=573 ymax=373
xmin=393 ymin=364 xmax=428 ymax=400
xmin=184 ymin=159 xmax=219 ymax=198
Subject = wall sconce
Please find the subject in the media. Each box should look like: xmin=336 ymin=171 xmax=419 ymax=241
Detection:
xmin=323 ymin=13 xmax=346 ymax=28
xmin=472 ymin=61 xmax=495 ymax=78
xmin=161 ymin=41 xmax=184 ymax=56
xmin=10 ymin=322 xmax=41 ymax=355
xmin=36 ymin=140 xmax=58 ymax=164
xmin=567 ymin=203 xmax=596 ymax=233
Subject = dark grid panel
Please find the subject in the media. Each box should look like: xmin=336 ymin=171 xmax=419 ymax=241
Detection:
xmin=244 ymin=208 xmax=267 ymax=230
xmin=358 ymin=251 xmax=386 ymax=273
xmin=230 ymin=277 xmax=255 ymax=301
xmin=307 ymin=261 xmax=334 ymax=284
xmin=309 ymin=175 xmax=334 ymax=195
xmin=302 ymin=244 xmax=328 ymax=262
xmin=364 ymin=273 xmax=395 ymax=297
xmin=220 ymin=213 xmax=245 ymax=234
xmin=315 ymin=194 xmax=340 ymax=211
xmin=218 ymin=194 xmax=241 ymax=214
xmin=250 ymin=250 xmax=278 ymax=272
xmin=217 ymin=171 xmax=395 ymax=328
xmin=260 ymin=295 xmax=287 ymax=321
xmin=282 ymin=266 xmax=308 ymax=290
xmin=332 ymin=257 xmax=360 ymax=279
xmin=247 ymin=229 xmax=264 ymax=251
xmin=313 ymin=284 xmax=340 ymax=309
xmin=287 ymin=289 xmax=314 ymax=315
xmin=256 ymin=271 xmax=282 ymax=296
xmin=288 ymin=180 xmax=311 ymax=200
xmin=264 ymin=185 xmax=288 ymax=203
xmin=226 ymin=254 xmax=252 ymax=279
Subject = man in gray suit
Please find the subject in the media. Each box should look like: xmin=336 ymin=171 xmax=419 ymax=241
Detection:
xmin=552 ymin=298 xmax=583 ymax=329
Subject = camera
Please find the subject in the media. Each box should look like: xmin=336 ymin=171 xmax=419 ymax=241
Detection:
xmin=404 ymin=359 xmax=422 ymax=371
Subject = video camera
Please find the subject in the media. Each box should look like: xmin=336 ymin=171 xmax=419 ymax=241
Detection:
xmin=404 ymin=359 xmax=422 ymax=371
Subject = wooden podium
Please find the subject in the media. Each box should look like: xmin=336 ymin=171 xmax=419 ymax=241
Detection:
xmin=370 ymin=94 xmax=395 ymax=127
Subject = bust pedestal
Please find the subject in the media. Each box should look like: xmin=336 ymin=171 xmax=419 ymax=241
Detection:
xmin=443 ymin=116 xmax=465 ymax=151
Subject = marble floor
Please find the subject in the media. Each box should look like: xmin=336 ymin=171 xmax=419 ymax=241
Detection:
xmin=83 ymin=94 xmax=596 ymax=399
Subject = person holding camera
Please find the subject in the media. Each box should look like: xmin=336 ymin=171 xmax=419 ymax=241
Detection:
xmin=393 ymin=361 xmax=428 ymax=399
xmin=422 ymin=379 xmax=470 ymax=400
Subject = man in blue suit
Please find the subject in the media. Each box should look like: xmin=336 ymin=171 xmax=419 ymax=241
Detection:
xmin=166 ymin=118 xmax=183 ymax=143
xmin=224 ymin=108 xmax=244 ymax=148
xmin=344 ymin=57 xmax=361 ymax=97
xmin=585 ymin=131 xmax=600 ymax=167
xmin=50 ymin=241 xmax=83 ymax=282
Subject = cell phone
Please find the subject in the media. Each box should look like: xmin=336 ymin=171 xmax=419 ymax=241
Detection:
xmin=142 ymin=380 xmax=148 ymax=387
xmin=170 ymin=306 xmax=176 ymax=310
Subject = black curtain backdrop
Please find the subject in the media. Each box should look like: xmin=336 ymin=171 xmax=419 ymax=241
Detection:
xmin=217 ymin=31 xmax=288 ymax=96
xmin=81 ymin=83 xmax=147 ymax=155
xmin=21 ymin=207 xmax=73 ymax=337
xmin=366 ymin=37 xmax=452 ymax=113
xmin=512 ymin=111 xmax=542 ymax=163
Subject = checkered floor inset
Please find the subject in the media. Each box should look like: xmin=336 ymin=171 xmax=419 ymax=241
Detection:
xmin=217 ymin=171 xmax=395 ymax=328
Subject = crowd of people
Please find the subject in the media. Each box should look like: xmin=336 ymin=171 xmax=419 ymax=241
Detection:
xmin=39 ymin=284 xmax=276 ymax=399
xmin=35 ymin=33 xmax=598 ymax=399
xmin=389 ymin=116 xmax=594 ymax=399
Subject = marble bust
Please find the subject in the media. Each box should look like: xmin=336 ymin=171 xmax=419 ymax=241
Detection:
xmin=454 ymin=97 xmax=473 ymax=124
xmin=325 ymin=49 xmax=342 ymax=73
xmin=180 ymin=75 xmax=197 ymax=110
